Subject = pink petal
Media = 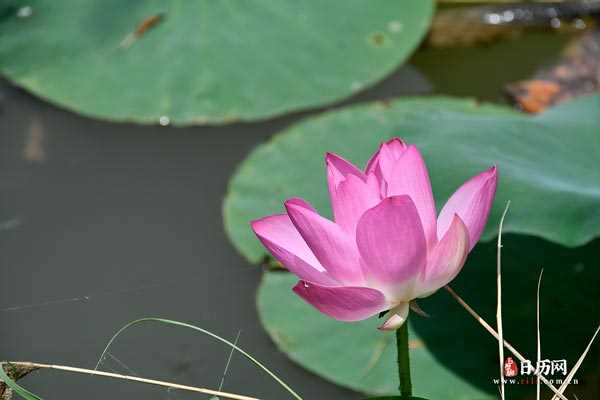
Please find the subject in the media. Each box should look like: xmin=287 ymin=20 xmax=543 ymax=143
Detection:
xmin=365 ymin=138 xmax=407 ymax=175
xmin=330 ymin=174 xmax=380 ymax=234
xmin=417 ymin=214 xmax=469 ymax=297
xmin=293 ymin=281 xmax=388 ymax=321
xmin=378 ymin=302 xmax=409 ymax=330
xmin=387 ymin=145 xmax=437 ymax=248
xmin=251 ymin=215 xmax=338 ymax=286
xmin=437 ymin=166 xmax=498 ymax=251
xmin=356 ymin=196 xmax=427 ymax=287
xmin=286 ymin=197 xmax=317 ymax=212
xmin=326 ymin=152 xmax=365 ymax=189
xmin=365 ymin=139 xmax=408 ymax=195
xmin=285 ymin=198 xmax=364 ymax=285
xmin=326 ymin=153 xmax=373 ymax=231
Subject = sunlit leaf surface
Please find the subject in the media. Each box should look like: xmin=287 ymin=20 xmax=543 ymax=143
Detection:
xmin=0 ymin=0 xmax=433 ymax=125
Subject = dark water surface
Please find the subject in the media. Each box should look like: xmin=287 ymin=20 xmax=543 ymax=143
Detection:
xmin=0 ymin=31 xmax=570 ymax=399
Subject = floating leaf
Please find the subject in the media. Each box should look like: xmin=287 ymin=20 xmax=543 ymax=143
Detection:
xmin=224 ymin=95 xmax=600 ymax=263
xmin=0 ymin=0 xmax=433 ymax=125
xmin=257 ymin=235 xmax=599 ymax=399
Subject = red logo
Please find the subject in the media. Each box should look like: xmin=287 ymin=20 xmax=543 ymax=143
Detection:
xmin=504 ymin=357 xmax=519 ymax=377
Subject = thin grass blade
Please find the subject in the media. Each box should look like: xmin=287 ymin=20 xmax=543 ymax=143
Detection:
xmin=551 ymin=324 xmax=600 ymax=400
xmin=95 ymin=317 xmax=303 ymax=400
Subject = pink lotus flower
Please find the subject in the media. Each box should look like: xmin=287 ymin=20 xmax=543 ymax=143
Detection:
xmin=251 ymin=138 xmax=497 ymax=330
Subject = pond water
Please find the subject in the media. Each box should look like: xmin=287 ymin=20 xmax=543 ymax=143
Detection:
xmin=0 ymin=28 xmax=575 ymax=399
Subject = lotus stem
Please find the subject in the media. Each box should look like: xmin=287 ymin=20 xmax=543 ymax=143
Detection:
xmin=396 ymin=322 xmax=413 ymax=398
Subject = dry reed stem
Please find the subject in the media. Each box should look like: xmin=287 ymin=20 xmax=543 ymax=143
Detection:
xmin=496 ymin=201 xmax=510 ymax=400
xmin=550 ymin=324 xmax=600 ymax=400
xmin=444 ymin=286 xmax=569 ymax=400
xmin=4 ymin=361 xmax=261 ymax=400
xmin=536 ymin=269 xmax=544 ymax=400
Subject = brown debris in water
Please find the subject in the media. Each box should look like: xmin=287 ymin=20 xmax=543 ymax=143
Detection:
xmin=507 ymin=28 xmax=600 ymax=113
xmin=1 ymin=363 xmax=39 ymax=400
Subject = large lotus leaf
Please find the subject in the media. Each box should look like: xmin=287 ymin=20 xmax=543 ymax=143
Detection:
xmin=0 ymin=0 xmax=433 ymax=125
xmin=224 ymin=95 xmax=600 ymax=263
xmin=257 ymin=235 xmax=600 ymax=399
